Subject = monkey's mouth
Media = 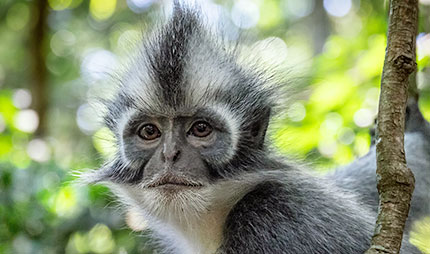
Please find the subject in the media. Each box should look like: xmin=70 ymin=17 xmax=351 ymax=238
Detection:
xmin=145 ymin=173 xmax=203 ymax=189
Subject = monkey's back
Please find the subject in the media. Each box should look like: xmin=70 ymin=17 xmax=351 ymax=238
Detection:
xmin=219 ymin=168 xmax=420 ymax=253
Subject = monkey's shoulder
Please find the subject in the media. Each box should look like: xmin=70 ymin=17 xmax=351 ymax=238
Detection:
xmin=219 ymin=175 xmax=373 ymax=254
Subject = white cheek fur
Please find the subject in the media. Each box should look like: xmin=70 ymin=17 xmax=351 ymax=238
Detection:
xmin=116 ymin=108 xmax=138 ymax=163
xmin=208 ymin=103 xmax=241 ymax=161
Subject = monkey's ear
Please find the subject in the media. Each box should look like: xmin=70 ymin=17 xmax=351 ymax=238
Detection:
xmin=250 ymin=108 xmax=271 ymax=149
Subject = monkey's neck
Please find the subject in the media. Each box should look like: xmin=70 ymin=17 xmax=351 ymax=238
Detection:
xmin=149 ymin=204 xmax=230 ymax=254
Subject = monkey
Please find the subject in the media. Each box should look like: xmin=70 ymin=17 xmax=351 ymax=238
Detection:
xmin=82 ymin=3 xmax=430 ymax=254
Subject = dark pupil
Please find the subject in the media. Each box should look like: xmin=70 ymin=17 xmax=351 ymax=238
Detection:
xmin=191 ymin=121 xmax=212 ymax=137
xmin=196 ymin=123 xmax=207 ymax=132
xmin=145 ymin=126 xmax=155 ymax=135
xmin=139 ymin=124 xmax=160 ymax=140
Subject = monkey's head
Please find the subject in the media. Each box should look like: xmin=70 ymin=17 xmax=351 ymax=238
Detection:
xmin=85 ymin=4 xmax=282 ymax=222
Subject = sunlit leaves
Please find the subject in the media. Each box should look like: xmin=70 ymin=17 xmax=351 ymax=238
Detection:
xmin=67 ymin=224 xmax=115 ymax=254
xmin=6 ymin=3 xmax=30 ymax=31
xmin=90 ymin=0 xmax=117 ymax=21
xmin=48 ymin=0 xmax=73 ymax=10
xmin=309 ymin=75 xmax=357 ymax=113
xmin=258 ymin=0 xmax=282 ymax=28
xmin=272 ymin=5 xmax=391 ymax=167
xmin=92 ymin=127 xmax=117 ymax=158
xmin=48 ymin=0 xmax=83 ymax=10
xmin=419 ymin=93 xmax=430 ymax=120
xmin=48 ymin=185 xmax=79 ymax=218
xmin=410 ymin=217 xmax=430 ymax=253
xmin=418 ymin=56 xmax=429 ymax=71
xmin=356 ymin=34 xmax=386 ymax=79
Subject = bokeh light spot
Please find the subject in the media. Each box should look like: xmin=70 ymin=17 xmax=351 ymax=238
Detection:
xmin=354 ymin=132 xmax=370 ymax=156
xmin=323 ymin=0 xmax=352 ymax=17
xmin=252 ymin=37 xmax=288 ymax=66
xmin=10 ymin=148 xmax=31 ymax=169
xmin=88 ymin=224 xmax=116 ymax=253
xmin=76 ymin=104 xmax=101 ymax=134
xmin=417 ymin=33 xmax=430 ymax=60
xmin=90 ymin=0 xmax=116 ymax=21
xmin=6 ymin=3 xmax=30 ymax=31
xmin=259 ymin=0 xmax=282 ymax=28
xmin=283 ymin=0 xmax=315 ymax=19
xmin=27 ymin=139 xmax=51 ymax=162
xmin=12 ymin=89 xmax=32 ymax=109
xmin=52 ymin=185 xmax=78 ymax=217
xmin=287 ymin=102 xmax=306 ymax=122
xmin=353 ymin=108 xmax=374 ymax=127
xmin=364 ymin=87 xmax=379 ymax=108
xmin=127 ymin=0 xmax=155 ymax=13
xmin=318 ymin=138 xmax=337 ymax=157
xmin=338 ymin=127 xmax=355 ymax=145
xmin=117 ymin=29 xmax=141 ymax=53
xmin=14 ymin=109 xmax=39 ymax=133
xmin=50 ymin=30 xmax=76 ymax=57
xmin=81 ymin=49 xmax=118 ymax=82
xmin=320 ymin=112 xmax=343 ymax=136
xmin=231 ymin=0 xmax=260 ymax=29
xmin=12 ymin=235 xmax=32 ymax=254
xmin=48 ymin=0 xmax=72 ymax=10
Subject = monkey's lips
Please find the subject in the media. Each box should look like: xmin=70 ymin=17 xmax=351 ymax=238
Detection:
xmin=145 ymin=174 xmax=203 ymax=189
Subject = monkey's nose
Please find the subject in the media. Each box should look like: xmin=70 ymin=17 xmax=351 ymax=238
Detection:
xmin=162 ymin=147 xmax=181 ymax=163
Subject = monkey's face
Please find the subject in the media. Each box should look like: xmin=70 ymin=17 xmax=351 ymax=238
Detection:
xmin=107 ymin=106 xmax=243 ymax=220
xmin=121 ymin=108 xmax=236 ymax=192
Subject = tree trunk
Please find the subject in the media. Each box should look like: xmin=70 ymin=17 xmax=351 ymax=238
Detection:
xmin=30 ymin=0 xmax=48 ymax=136
xmin=365 ymin=0 xmax=418 ymax=253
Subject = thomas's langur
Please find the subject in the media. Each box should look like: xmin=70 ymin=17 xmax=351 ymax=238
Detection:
xmin=83 ymin=3 xmax=430 ymax=254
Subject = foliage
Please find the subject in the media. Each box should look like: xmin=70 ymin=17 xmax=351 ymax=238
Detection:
xmin=0 ymin=0 xmax=429 ymax=253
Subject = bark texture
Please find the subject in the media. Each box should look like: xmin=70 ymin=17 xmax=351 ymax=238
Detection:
xmin=365 ymin=0 xmax=418 ymax=253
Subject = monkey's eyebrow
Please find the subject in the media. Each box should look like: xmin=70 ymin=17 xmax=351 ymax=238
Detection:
xmin=125 ymin=113 xmax=155 ymax=129
xmin=191 ymin=108 xmax=230 ymax=132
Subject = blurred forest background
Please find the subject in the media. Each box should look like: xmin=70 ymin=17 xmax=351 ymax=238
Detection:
xmin=0 ymin=0 xmax=430 ymax=253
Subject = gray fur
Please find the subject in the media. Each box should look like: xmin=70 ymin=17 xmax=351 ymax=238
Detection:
xmin=84 ymin=3 xmax=429 ymax=254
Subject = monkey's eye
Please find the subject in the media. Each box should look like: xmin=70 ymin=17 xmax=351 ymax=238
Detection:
xmin=189 ymin=121 xmax=213 ymax=137
xmin=138 ymin=124 xmax=161 ymax=140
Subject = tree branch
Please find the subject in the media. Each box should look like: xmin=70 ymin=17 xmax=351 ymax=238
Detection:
xmin=365 ymin=0 xmax=418 ymax=253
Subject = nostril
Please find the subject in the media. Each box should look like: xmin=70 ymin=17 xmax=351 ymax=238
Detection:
xmin=173 ymin=150 xmax=180 ymax=162
xmin=162 ymin=149 xmax=181 ymax=163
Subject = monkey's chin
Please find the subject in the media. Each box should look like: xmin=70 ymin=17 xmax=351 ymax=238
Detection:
xmin=151 ymin=183 xmax=203 ymax=193
xmin=136 ymin=185 xmax=211 ymax=221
